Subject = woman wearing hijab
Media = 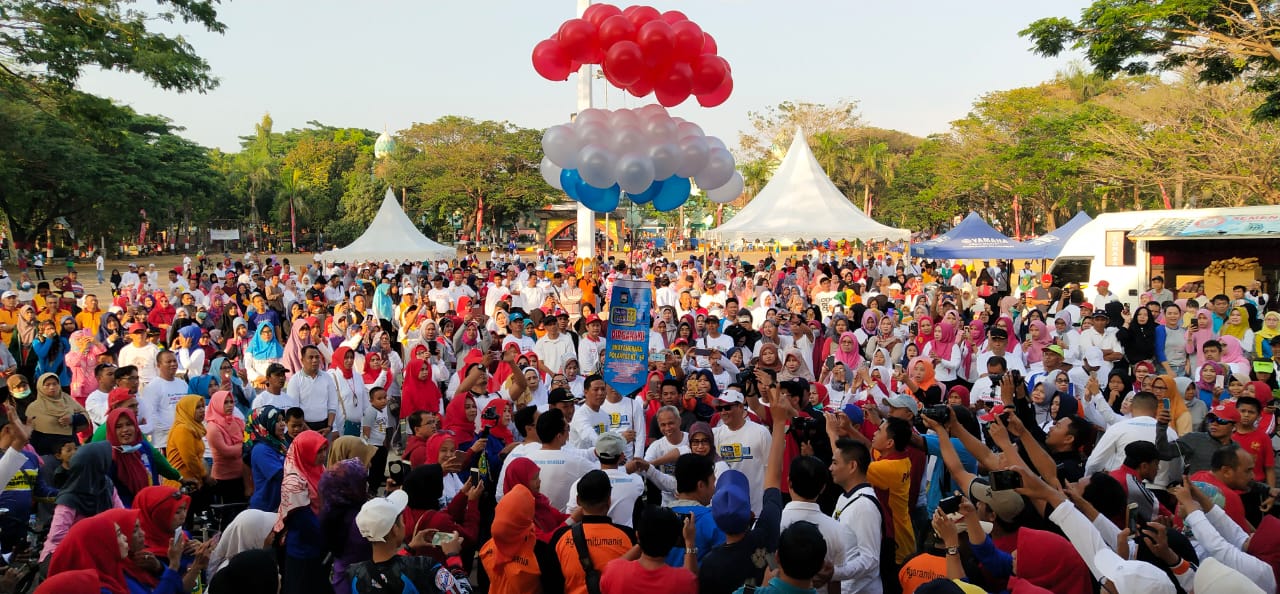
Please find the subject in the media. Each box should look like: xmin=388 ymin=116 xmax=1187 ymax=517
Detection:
xmin=1122 ymin=304 xmax=1160 ymax=365
xmin=41 ymin=441 xmax=121 ymax=562
xmin=147 ymin=293 xmax=177 ymax=331
xmin=243 ymin=322 xmax=284 ymax=384
xmin=248 ymin=406 xmax=289 ymax=513
xmin=442 ymin=392 xmax=479 ymax=445
xmin=922 ymin=321 xmax=962 ymax=390
xmin=206 ymin=391 xmax=246 ymax=508
xmin=24 ymin=371 xmax=87 ymax=455
xmin=500 ymin=457 xmax=570 ymax=542
xmin=64 ymin=328 xmax=105 ymax=406
xmin=402 ymin=464 xmax=481 ymax=565
xmin=479 ymin=484 xmax=564 ymax=594
xmin=1185 ymin=308 xmax=1218 ymax=368
xmin=776 ymin=346 xmax=816 ymax=382
xmin=1175 ymin=376 xmax=1207 ymax=429
xmin=207 ymin=509 xmax=276 ymax=573
xmin=327 ymin=435 xmax=376 ymax=468
xmin=1257 ymin=311 xmax=1280 ymax=358
xmin=1151 ymin=374 xmax=1193 ymax=435
xmin=329 ymin=346 xmax=367 ymax=438
xmin=105 ymin=407 xmax=181 ymax=506
xmin=901 ymin=357 xmax=942 ymax=406
xmin=275 ymin=430 xmax=330 ymax=594
xmin=1219 ymin=335 xmax=1252 ymax=377
xmin=319 ymin=458 xmax=371 ymax=594
xmin=280 ymin=318 xmax=313 ymax=375
xmin=45 ymin=510 xmax=150 ymax=594
xmin=97 ymin=312 xmax=128 ymax=359
xmin=206 ymin=355 xmax=252 ymax=418
xmin=361 ymin=351 xmax=390 ymax=392
xmin=401 ymin=357 xmax=444 ymax=418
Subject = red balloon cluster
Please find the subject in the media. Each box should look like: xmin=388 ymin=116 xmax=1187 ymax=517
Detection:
xmin=531 ymin=4 xmax=733 ymax=108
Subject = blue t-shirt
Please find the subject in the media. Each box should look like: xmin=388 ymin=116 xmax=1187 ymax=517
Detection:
xmin=924 ymin=434 xmax=978 ymax=514
xmin=665 ymin=504 xmax=726 ymax=567
xmin=285 ymin=505 xmax=324 ymax=559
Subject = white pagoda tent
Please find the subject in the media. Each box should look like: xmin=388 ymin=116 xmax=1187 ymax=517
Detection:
xmin=703 ymin=128 xmax=910 ymax=243
xmin=320 ymin=188 xmax=456 ymax=263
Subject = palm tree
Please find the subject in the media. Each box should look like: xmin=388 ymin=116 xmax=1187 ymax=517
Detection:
xmin=739 ymin=157 xmax=778 ymax=202
xmin=276 ymin=168 xmax=310 ymax=250
xmin=851 ymin=141 xmax=897 ymax=216
xmin=244 ymin=114 xmax=274 ymax=247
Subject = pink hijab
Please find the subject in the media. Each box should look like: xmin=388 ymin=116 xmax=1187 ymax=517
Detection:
xmin=834 ymin=331 xmax=863 ymax=369
xmin=929 ymin=321 xmax=959 ymax=360
xmin=1025 ymin=320 xmax=1052 ymax=365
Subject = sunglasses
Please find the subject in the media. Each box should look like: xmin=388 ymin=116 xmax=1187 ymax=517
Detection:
xmin=1208 ymin=416 xmax=1236 ymax=425
xmin=716 ymin=404 xmax=739 ymax=412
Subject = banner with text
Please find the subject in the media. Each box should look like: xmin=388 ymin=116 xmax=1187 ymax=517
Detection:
xmin=603 ymin=279 xmax=652 ymax=396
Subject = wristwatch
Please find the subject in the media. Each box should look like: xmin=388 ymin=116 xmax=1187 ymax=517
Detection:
xmin=945 ymin=546 xmax=959 ymax=556
xmin=685 ymin=547 xmax=698 ymax=556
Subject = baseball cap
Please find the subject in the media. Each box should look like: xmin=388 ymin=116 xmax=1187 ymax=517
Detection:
xmin=1092 ymin=548 xmax=1176 ymax=594
xmin=978 ymin=403 xmax=1008 ymax=423
xmin=595 ymin=432 xmax=626 ymax=460
xmin=841 ymin=403 xmax=865 ymax=426
xmin=584 ymin=314 xmax=601 ymax=326
xmin=1091 ymin=310 xmax=1109 ymax=319
xmin=886 ymin=394 xmax=919 ymax=415
xmin=1042 ymin=344 xmax=1065 ymax=357
xmin=1254 ymin=359 xmax=1275 ymax=374
xmin=1193 ymin=557 xmax=1263 ymax=594
xmin=711 ymin=470 xmax=752 ymax=534
xmin=1040 ymin=273 xmax=1053 ymax=283
xmin=988 ymin=327 xmax=1008 ymax=340
xmin=355 ymin=489 xmax=409 ymax=542
xmin=1210 ymin=401 xmax=1241 ymax=423
xmin=127 ymin=323 xmax=147 ymax=334
xmin=547 ymin=387 xmax=575 ymax=405
xmin=1096 ymin=280 xmax=1109 ymax=287
xmin=967 ymin=478 xmax=1026 ymax=522
xmin=0 ymin=291 xmax=14 ymax=300
xmin=718 ymin=389 xmax=745 ymax=406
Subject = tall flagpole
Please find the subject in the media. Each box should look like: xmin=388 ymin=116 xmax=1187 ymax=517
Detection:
xmin=574 ymin=0 xmax=595 ymax=263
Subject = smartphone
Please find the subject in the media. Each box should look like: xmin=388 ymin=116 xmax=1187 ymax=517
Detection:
xmin=938 ymin=495 xmax=962 ymax=515
xmin=989 ymin=470 xmax=1023 ymax=491
xmin=653 ymin=350 xmax=667 ymax=363
xmin=1126 ymin=502 xmax=1143 ymax=536
xmin=173 ymin=526 xmax=184 ymax=542
xmin=825 ymin=355 xmax=836 ymax=370
xmin=431 ymin=531 xmax=455 ymax=546
xmin=1161 ymin=398 xmax=1171 ymax=411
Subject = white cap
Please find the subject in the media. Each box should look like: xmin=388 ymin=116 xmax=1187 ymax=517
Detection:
xmin=717 ymin=388 xmax=744 ymax=405
xmin=1193 ymin=558 xmax=1264 ymax=594
xmin=1092 ymin=549 xmax=1175 ymax=594
xmin=0 ymin=291 xmax=14 ymax=300
xmin=355 ymin=489 xmax=408 ymax=542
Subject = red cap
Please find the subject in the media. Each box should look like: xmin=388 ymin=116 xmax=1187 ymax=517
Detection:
xmin=108 ymin=387 xmax=135 ymax=408
xmin=127 ymin=323 xmax=147 ymax=333
xmin=1040 ymin=273 xmax=1053 ymax=283
xmin=1210 ymin=402 xmax=1241 ymax=423
xmin=585 ymin=314 xmax=601 ymax=326
xmin=1096 ymin=280 xmax=1109 ymax=287
xmin=979 ymin=404 xmax=1009 ymax=423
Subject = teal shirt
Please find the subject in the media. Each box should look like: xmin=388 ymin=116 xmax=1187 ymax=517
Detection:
xmin=733 ymin=577 xmax=816 ymax=594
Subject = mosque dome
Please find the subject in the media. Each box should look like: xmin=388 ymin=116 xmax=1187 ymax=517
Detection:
xmin=374 ymin=128 xmax=396 ymax=159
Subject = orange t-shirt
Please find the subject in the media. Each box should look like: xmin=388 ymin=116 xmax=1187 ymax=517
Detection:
xmin=898 ymin=553 xmax=948 ymax=594
xmin=552 ymin=519 xmax=636 ymax=594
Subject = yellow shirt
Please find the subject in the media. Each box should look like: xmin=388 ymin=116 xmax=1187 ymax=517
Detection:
xmin=0 ymin=307 xmax=15 ymax=346
xmin=868 ymin=452 xmax=915 ymax=564
xmin=75 ymin=310 xmax=102 ymax=334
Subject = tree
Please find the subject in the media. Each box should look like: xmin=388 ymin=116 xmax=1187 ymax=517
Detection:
xmin=739 ymin=100 xmax=862 ymax=163
xmin=1022 ymin=0 xmax=1280 ymax=120
xmin=850 ymin=141 xmax=898 ymax=216
xmin=0 ymin=1 xmax=223 ymax=108
xmin=275 ymin=168 xmax=309 ymax=250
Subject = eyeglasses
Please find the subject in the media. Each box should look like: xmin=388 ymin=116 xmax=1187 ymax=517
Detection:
xmin=689 ymin=438 xmax=712 ymax=445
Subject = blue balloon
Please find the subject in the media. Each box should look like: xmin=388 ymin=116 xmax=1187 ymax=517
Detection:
xmin=629 ymin=180 xmax=663 ymax=204
xmin=561 ymin=169 xmax=583 ymax=200
xmin=579 ymin=183 xmax=621 ymax=212
xmin=652 ymin=176 xmax=691 ymax=212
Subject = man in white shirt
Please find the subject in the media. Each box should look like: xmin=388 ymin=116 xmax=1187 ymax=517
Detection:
xmin=447 ymin=269 xmax=477 ymax=310
xmin=1090 ymin=280 xmax=1120 ymax=309
xmin=95 ymin=252 xmax=105 ymax=284
xmin=483 ymin=272 xmax=511 ymax=317
xmin=655 ymin=276 xmax=679 ymax=310
xmin=426 ymin=275 xmax=450 ymax=313
xmin=1084 ymin=392 xmax=1179 ymax=484
xmin=118 ymin=323 xmax=160 ymax=388
xmin=569 ymin=375 xmax=611 ymax=451
xmin=1078 ymin=310 xmax=1124 ymax=366
xmin=828 ymin=437 xmax=883 ymax=594
xmin=138 ymin=351 xmax=189 ymax=450
xmin=565 ymin=433 xmax=647 ymax=526
xmin=83 ymin=363 xmax=117 ymax=428
xmin=974 ymin=328 xmax=1026 ymax=378
xmin=780 ymin=456 xmax=850 ymax=574
xmin=712 ymin=389 xmax=772 ymax=514
xmin=598 ymin=381 xmax=647 ymax=459
xmin=251 ymin=363 xmax=298 ymax=411
xmin=576 ymin=315 xmax=606 ymax=376
xmin=513 ymin=274 xmax=547 ymax=312
xmin=285 ymin=345 xmax=338 ymax=437
xmin=695 ymin=314 xmax=734 ymax=354
xmin=323 ymin=276 xmax=346 ymax=304
xmin=533 ymin=316 xmax=575 ymax=374
xmin=524 ymin=408 xmax=598 ymax=511
xmin=120 ymin=264 xmax=141 ymax=289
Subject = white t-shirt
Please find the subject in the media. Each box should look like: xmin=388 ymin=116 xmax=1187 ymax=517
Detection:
xmin=427 ymin=287 xmax=451 ymax=312
xmin=139 ymin=376 xmax=190 ymax=448
xmin=85 ymin=389 xmax=110 ymax=428
xmin=362 ymin=404 xmax=389 ymax=447
xmin=599 ymin=397 xmax=647 ymax=459
xmin=251 ymin=391 xmax=300 ymax=412
xmin=534 ymin=333 xmax=575 ymax=374
xmin=713 ymin=420 xmax=772 ymax=514
xmin=577 ymin=335 xmax=606 ymax=376
xmin=566 ymin=466 xmax=646 ymax=527
xmin=118 ymin=343 xmax=160 ymax=387
xmin=521 ymin=447 xmax=599 ymax=511
xmin=643 ymin=433 xmax=688 ymax=505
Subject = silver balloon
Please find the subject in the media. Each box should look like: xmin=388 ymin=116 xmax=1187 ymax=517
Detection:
xmin=643 ymin=114 xmax=678 ymax=146
xmin=676 ymin=121 xmax=705 ymax=140
xmin=539 ymin=157 xmax=564 ymax=190
xmin=694 ymin=148 xmax=735 ymax=191
xmin=615 ymin=152 xmax=656 ymax=195
xmin=542 ymin=125 xmax=581 ymax=169
xmin=675 ymin=136 xmax=710 ymax=179
xmin=576 ymin=122 xmax=610 ymax=150
xmin=610 ymin=109 xmax=641 ymax=131
xmin=705 ymin=171 xmax=743 ymax=203
xmin=649 ymin=142 xmax=681 ymax=181
xmin=612 ymin=125 xmax=647 ymax=156
xmin=575 ymin=108 xmax=609 ymax=127
xmin=577 ymin=144 xmax=618 ymax=189
xmin=704 ymin=136 xmax=728 ymax=153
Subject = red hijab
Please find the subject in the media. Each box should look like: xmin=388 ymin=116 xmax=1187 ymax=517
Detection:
xmin=132 ymin=485 xmax=189 ymax=556
xmin=361 ymin=352 xmax=386 ymax=386
xmin=402 ymin=358 xmax=443 ymax=416
xmin=105 ymin=408 xmax=150 ymax=497
xmin=331 ymin=346 xmax=354 ymax=379
xmin=442 ymin=394 xmax=477 ymax=443
xmin=1015 ymin=528 xmax=1092 ymax=594
xmin=502 ymin=457 xmax=569 ymax=542
xmin=47 ymin=511 xmax=133 ymax=594
xmin=487 ymin=342 xmax=522 ymax=393
xmin=424 ymin=431 xmax=455 ymax=465
xmin=481 ymin=399 xmax=513 ymax=442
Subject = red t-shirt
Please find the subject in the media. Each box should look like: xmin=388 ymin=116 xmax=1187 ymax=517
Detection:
xmin=1189 ymin=470 xmax=1251 ymax=532
xmin=1232 ymin=428 xmax=1274 ymax=482
xmin=599 ymin=558 xmax=697 ymax=594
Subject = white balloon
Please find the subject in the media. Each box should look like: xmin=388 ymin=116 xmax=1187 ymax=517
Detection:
xmin=616 ymin=152 xmax=656 ymax=195
xmin=539 ymin=157 xmax=564 ymax=190
xmin=575 ymin=108 xmax=609 ymax=127
xmin=676 ymin=121 xmax=705 ymax=140
xmin=542 ymin=125 xmax=581 ymax=169
xmin=675 ymin=136 xmax=710 ymax=179
xmin=704 ymin=136 xmax=728 ymax=153
xmin=637 ymin=104 xmax=668 ymax=120
xmin=577 ymin=122 xmax=609 ymax=149
xmin=694 ymin=148 xmax=736 ymax=190
xmin=705 ymin=171 xmax=743 ymax=203
xmin=577 ymin=144 xmax=618 ymax=189
xmin=643 ymin=115 xmax=678 ymax=146
xmin=649 ymin=142 xmax=680 ymax=180
xmin=612 ymin=125 xmax=647 ymax=156
xmin=610 ymin=109 xmax=641 ymax=131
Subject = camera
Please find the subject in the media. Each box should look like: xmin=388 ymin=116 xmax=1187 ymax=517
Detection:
xmin=922 ymin=404 xmax=951 ymax=426
xmin=938 ymin=495 xmax=962 ymax=515
xmin=989 ymin=470 xmax=1023 ymax=491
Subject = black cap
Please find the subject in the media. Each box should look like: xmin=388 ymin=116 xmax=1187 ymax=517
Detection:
xmin=548 ymin=387 xmax=575 ymax=404
xmin=576 ymin=469 xmax=612 ymax=506
xmin=988 ymin=327 xmax=1008 ymax=340
xmin=1091 ymin=310 xmax=1110 ymax=319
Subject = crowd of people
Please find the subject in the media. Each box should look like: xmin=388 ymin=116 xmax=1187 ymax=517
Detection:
xmin=0 ymin=246 xmax=1277 ymax=594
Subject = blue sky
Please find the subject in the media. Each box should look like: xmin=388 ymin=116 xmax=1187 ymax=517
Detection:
xmin=78 ymin=0 xmax=1092 ymax=152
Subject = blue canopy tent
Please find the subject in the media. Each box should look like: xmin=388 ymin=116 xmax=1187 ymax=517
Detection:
xmin=911 ymin=212 xmax=1024 ymax=259
xmin=1016 ymin=211 xmax=1093 ymax=259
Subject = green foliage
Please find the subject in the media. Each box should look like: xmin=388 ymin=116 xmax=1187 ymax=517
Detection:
xmin=1022 ymin=0 xmax=1280 ymax=120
